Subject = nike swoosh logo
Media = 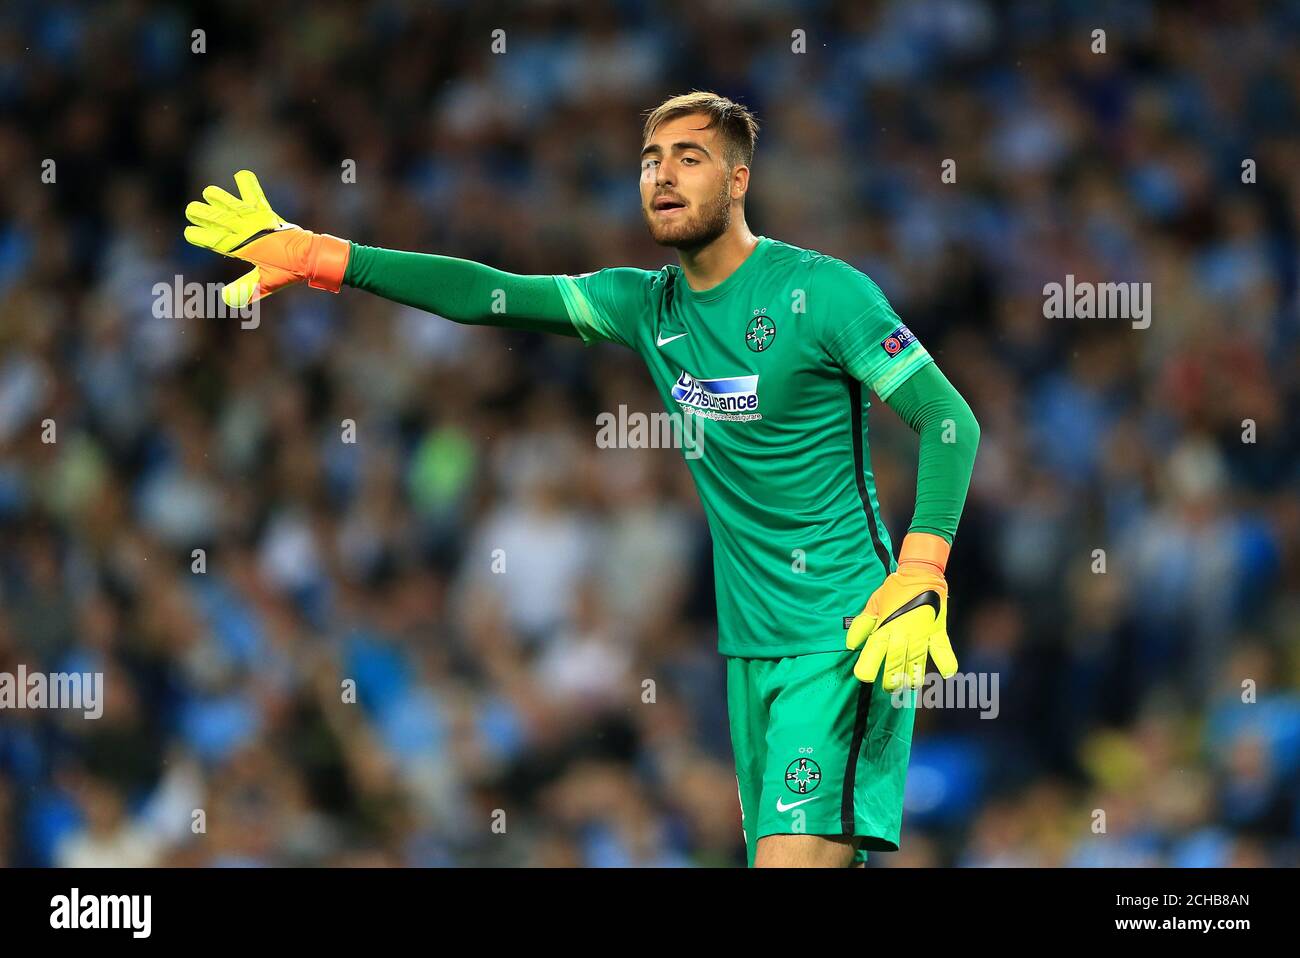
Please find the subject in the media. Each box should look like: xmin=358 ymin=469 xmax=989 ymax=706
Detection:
xmin=878 ymin=590 xmax=941 ymax=628
xmin=656 ymin=331 xmax=689 ymax=347
xmin=775 ymin=795 xmax=823 ymax=813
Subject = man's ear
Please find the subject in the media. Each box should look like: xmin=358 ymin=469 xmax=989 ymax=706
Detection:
xmin=731 ymin=164 xmax=750 ymax=201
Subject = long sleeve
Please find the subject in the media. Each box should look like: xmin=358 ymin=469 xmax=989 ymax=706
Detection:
xmin=343 ymin=244 xmax=578 ymax=336
xmin=882 ymin=362 xmax=980 ymax=544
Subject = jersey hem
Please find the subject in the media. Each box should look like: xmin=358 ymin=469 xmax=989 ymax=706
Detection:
xmin=719 ymin=640 xmax=851 ymax=660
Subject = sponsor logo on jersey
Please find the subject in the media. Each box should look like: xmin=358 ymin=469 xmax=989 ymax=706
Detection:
xmin=880 ymin=324 xmax=916 ymax=357
xmin=671 ymin=371 xmax=762 ymax=422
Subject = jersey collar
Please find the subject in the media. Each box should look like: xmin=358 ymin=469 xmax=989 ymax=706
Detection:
xmin=680 ymin=236 xmax=771 ymax=304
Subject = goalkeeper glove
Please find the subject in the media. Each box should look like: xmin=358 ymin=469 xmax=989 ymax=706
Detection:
xmin=184 ymin=170 xmax=350 ymax=309
xmin=846 ymin=532 xmax=958 ymax=690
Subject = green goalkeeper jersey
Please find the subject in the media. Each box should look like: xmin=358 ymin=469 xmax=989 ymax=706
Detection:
xmin=555 ymin=237 xmax=934 ymax=657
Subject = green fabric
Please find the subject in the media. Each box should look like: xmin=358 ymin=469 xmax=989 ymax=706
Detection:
xmin=554 ymin=237 xmax=933 ymax=657
xmin=554 ymin=267 xmax=651 ymax=347
xmin=727 ymin=649 xmax=914 ymax=866
xmin=883 ymin=363 xmax=980 ymax=545
xmin=343 ymin=244 xmax=578 ymax=336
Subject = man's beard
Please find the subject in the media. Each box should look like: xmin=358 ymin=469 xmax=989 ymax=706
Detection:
xmin=644 ymin=180 xmax=732 ymax=250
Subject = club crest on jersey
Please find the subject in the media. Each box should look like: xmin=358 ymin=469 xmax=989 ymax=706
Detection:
xmin=745 ymin=308 xmax=776 ymax=353
xmin=671 ymin=371 xmax=761 ymax=422
xmin=880 ymin=324 xmax=916 ymax=357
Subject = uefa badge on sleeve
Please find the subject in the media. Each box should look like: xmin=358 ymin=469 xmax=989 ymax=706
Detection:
xmin=880 ymin=324 xmax=916 ymax=357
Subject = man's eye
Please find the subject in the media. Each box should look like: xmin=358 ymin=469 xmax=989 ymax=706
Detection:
xmin=682 ymin=156 xmax=699 ymax=165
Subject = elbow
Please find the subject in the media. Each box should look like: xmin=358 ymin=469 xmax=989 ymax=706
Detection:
xmin=967 ymin=406 xmax=981 ymax=451
xmin=956 ymin=401 xmax=980 ymax=462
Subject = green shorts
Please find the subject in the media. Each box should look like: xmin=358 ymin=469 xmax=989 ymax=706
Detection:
xmin=727 ymin=649 xmax=916 ymax=867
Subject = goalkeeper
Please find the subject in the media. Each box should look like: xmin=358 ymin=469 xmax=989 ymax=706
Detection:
xmin=185 ymin=92 xmax=980 ymax=868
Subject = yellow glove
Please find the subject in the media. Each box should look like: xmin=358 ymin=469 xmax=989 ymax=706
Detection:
xmin=184 ymin=170 xmax=350 ymax=308
xmin=846 ymin=532 xmax=958 ymax=690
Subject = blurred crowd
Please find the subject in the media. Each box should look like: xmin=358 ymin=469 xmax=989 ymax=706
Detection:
xmin=1 ymin=0 xmax=1299 ymax=867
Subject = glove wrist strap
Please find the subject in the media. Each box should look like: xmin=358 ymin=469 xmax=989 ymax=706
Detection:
xmin=897 ymin=532 xmax=950 ymax=574
xmin=307 ymin=234 xmax=352 ymax=293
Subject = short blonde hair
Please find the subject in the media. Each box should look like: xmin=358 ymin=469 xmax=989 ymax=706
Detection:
xmin=643 ymin=91 xmax=760 ymax=169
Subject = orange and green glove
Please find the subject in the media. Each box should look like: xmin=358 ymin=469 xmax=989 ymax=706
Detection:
xmin=846 ymin=532 xmax=958 ymax=690
xmin=184 ymin=170 xmax=350 ymax=308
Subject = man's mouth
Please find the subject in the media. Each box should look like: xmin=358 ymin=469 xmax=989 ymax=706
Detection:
xmin=653 ymin=196 xmax=687 ymax=214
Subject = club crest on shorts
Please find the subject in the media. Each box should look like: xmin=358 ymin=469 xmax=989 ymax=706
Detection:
xmin=785 ymin=756 xmax=822 ymax=794
xmin=745 ymin=308 xmax=776 ymax=352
